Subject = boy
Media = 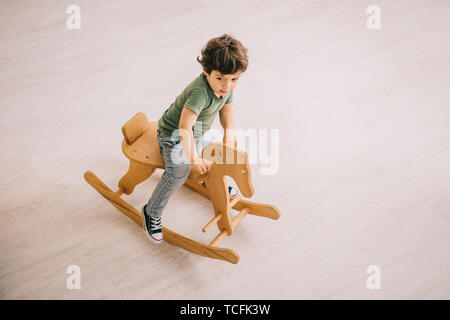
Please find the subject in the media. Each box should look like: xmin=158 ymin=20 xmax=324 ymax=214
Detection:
xmin=141 ymin=34 xmax=249 ymax=244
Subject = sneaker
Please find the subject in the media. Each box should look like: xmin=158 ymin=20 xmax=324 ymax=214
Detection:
xmin=141 ymin=205 xmax=163 ymax=244
xmin=228 ymin=185 xmax=239 ymax=197
xmin=201 ymin=181 xmax=239 ymax=197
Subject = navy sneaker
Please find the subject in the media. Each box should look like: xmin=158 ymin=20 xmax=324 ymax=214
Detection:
xmin=141 ymin=205 xmax=163 ymax=244
xmin=228 ymin=185 xmax=239 ymax=197
xmin=201 ymin=181 xmax=239 ymax=196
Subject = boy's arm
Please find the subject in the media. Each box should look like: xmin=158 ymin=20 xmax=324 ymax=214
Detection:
xmin=179 ymin=107 xmax=200 ymax=164
xmin=219 ymin=103 xmax=238 ymax=148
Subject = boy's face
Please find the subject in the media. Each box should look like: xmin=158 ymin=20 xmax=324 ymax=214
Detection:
xmin=204 ymin=70 xmax=242 ymax=98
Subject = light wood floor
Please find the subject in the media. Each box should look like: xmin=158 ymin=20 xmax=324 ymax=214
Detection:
xmin=1 ymin=0 xmax=449 ymax=299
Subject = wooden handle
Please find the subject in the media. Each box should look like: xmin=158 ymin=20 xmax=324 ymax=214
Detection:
xmin=231 ymin=207 xmax=249 ymax=228
xmin=210 ymin=229 xmax=229 ymax=247
xmin=202 ymin=213 xmax=223 ymax=233
xmin=228 ymin=195 xmax=242 ymax=208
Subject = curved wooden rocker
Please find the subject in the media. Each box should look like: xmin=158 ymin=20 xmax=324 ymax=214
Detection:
xmin=84 ymin=112 xmax=281 ymax=264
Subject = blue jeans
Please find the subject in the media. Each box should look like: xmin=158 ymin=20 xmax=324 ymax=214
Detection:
xmin=145 ymin=129 xmax=211 ymax=218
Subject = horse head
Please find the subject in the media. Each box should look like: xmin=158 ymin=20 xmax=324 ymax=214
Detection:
xmin=202 ymin=142 xmax=255 ymax=198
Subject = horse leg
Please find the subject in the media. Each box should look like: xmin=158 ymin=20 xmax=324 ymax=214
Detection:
xmin=118 ymin=160 xmax=156 ymax=194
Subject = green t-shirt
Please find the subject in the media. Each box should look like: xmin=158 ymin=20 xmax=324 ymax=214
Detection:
xmin=158 ymin=73 xmax=233 ymax=137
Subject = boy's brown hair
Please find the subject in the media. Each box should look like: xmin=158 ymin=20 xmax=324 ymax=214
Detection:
xmin=197 ymin=34 xmax=248 ymax=75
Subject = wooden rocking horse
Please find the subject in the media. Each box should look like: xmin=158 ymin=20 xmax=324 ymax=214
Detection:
xmin=84 ymin=112 xmax=280 ymax=264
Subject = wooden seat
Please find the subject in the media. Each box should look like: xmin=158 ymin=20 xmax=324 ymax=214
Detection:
xmin=122 ymin=122 xmax=165 ymax=168
xmin=121 ymin=114 xmax=164 ymax=168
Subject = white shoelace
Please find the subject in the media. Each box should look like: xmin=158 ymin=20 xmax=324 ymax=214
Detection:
xmin=150 ymin=216 xmax=162 ymax=231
